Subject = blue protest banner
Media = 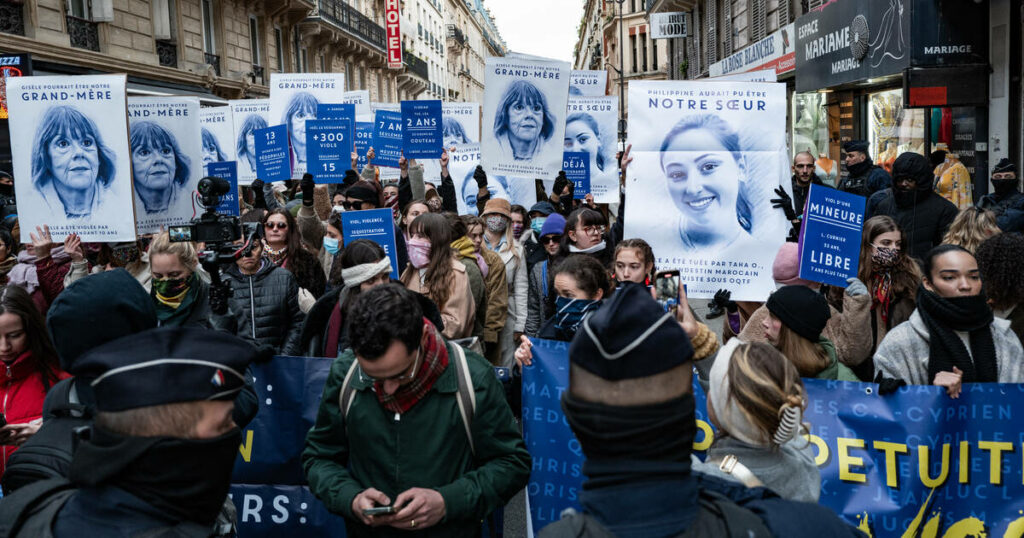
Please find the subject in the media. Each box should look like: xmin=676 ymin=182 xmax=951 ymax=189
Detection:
xmin=317 ymin=103 xmax=355 ymax=122
xmin=798 ymin=184 xmax=866 ymax=287
xmin=354 ymin=122 xmax=373 ymax=170
xmin=254 ymin=125 xmax=291 ymax=182
xmin=522 ymin=339 xmax=1024 ymax=537
xmin=562 ymin=151 xmax=590 ymax=199
xmin=231 ymin=484 xmax=346 ymax=538
xmin=401 ymin=99 xmax=443 ymax=159
xmin=204 ymin=161 xmax=240 ymax=216
xmin=306 ymin=119 xmax=353 ymax=183
xmin=372 ymin=110 xmax=403 ymax=168
xmin=341 ymin=208 xmax=400 ymax=280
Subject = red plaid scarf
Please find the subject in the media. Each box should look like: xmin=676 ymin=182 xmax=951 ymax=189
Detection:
xmin=375 ymin=319 xmax=449 ymax=414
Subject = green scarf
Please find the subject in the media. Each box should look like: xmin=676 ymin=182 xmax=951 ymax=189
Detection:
xmin=153 ymin=273 xmax=200 ymax=326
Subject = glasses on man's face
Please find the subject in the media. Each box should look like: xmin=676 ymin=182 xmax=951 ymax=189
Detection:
xmin=580 ymin=225 xmax=605 ymax=236
xmin=266 ymin=222 xmax=288 ymax=230
xmin=541 ymin=235 xmax=561 ymax=245
xmin=358 ymin=348 xmax=422 ymax=384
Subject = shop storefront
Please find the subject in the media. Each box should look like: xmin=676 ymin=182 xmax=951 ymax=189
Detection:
xmin=794 ymin=0 xmax=989 ymax=195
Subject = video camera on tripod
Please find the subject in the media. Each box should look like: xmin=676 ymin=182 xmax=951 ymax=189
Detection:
xmin=168 ymin=176 xmax=262 ymax=314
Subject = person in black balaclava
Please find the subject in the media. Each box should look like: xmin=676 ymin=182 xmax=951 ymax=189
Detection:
xmin=0 ymin=171 xmax=15 ymax=210
xmin=977 ymin=158 xmax=1024 ymax=233
xmin=839 ymin=140 xmax=891 ymax=197
xmin=867 ymin=152 xmax=958 ymax=261
xmin=538 ymin=283 xmax=866 ymax=538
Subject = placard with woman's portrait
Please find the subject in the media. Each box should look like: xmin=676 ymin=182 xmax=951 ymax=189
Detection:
xmin=199 ymin=106 xmax=236 ymax=172
xmin=6 ymin=74 xmax=136 ymax=242
xmin=127 ymin=96 xmax=203 ymax=234
xmin=268 ymin=73 xmax=346 ymax=179
xmin=625 ymin=80 xmax=791 ymax=301
xmin=565 ymin=96 xmax=618 ymax=204
xmin=229 ymin=99 xmax=269 ymax=186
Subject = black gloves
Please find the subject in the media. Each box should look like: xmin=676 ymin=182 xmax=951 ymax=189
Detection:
xmin=771 ymin=186 xmax=798 ymax=221
xmin=874 ymin=371 xmax=907 ymax=395
xmin=251 ymin=179 xmax=266 ymax=209
xmin=300 ymin=173 xmax=315 ymax=207
xmin=553 ymin=171 xmax=572 ymax=197
xmin=473 ymin=166 xmax=488 ymax=189
xmin=712 ymin=289 xmax=738 ymax=313
xmin=344 ymin=169 xmax=360 ymax=187
xmin=209 ymin=280 xmax=233 ymax=316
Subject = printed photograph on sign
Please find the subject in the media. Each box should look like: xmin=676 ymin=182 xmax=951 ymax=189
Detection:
xmin=482 ymin=56 xmax=570 ymax=179
xmin=229 ymin=99 xmax=269 ymax=185
xmin=128 ymin=96 xmax=203 ymax=234
xmin=199 ymin=106 xmax=236 ymax=169
xmin=268 ymin=73 xmax=345 ymax=178
xmin=565 ymin=96 xmax=618 ymax=203
xmin=625 ymin=80 xmax=790 ymax=301
xmin=446 ymin=144 xmax=536 ymax=215
xmin=340 ymin=89 xmax=371 ymax=120
xmin=421 ymin=103 xmax=481 ymax=181
xmin=6 ymin=74 xmax=136 ymax=242
xmin=569 ymin=70 xmax=607 ymax=96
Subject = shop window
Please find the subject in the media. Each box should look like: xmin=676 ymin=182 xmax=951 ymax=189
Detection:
xmin=792 ymin=92 xmax=834 ymax=185
xmin=869 ymin=89 xmax=926 ymax=175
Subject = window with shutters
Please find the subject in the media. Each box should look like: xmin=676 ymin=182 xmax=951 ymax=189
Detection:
xmin=249 ymin=16 xmax=261 ymax=67
xmin=722 ymin=0 xmax=732 ymax=55
xmin=201 ymin=0 xmax=216 ymax=54
xmin=750 ymin=0 xmax=766 ymax=42
xmin=652 ymin=36 xmax=658 ymax=71
xmin=778 ymin=0 xmax=790 ymax=26
xmin=631 ymin=34 xmax=638 ymax=74
xmin=807 ymin=0 xmax=826 ymax=10
xmin=274 ymin=27 xmax=283 ymax=71
xmin=705 ymin=0 xmax=717 ymax=66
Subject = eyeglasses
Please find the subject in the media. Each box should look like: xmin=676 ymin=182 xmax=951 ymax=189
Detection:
xmin=541 ymin=235 xmax=561 ymax=245
xmin=265 ymin=222 xmax=288 ymax=230
xmin=358 ymin=348 xmax=422 ymax=384
xmin=580 ymin=225 xmax=606 ymax=236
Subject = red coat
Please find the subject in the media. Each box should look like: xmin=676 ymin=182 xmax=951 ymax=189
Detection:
xmin=33 ymin=257 xmax=72 ymax=315
xmin=0 ymin=351 xmax=70 ymax=476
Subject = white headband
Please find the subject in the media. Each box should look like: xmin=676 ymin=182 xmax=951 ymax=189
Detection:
xmin=341 ymin=258 xmax=392 ymax=288
xmin=708 ymin=338 xmax=766 ymax=447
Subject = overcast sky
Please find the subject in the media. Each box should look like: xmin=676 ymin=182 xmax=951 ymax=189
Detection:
xmin=486 ymin=0 xmax=584 ymax=63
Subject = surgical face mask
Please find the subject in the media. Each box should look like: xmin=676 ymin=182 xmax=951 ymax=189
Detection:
xmin=333 ymin=204 xmax=346 ymax=214
xmin=407 ymin=238 xmax=432 ymax=269
xmin=530 ymin=217 xmax=547 ymax=235
xmin=485 ymin=215 xmax=508 ymax=233
xmin=323 ymin=236 xmax=340 ymax=255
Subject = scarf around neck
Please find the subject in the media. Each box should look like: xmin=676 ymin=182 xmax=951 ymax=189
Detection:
xmin=10 ymin=246 xmax=71 ymax=294
xmin=375 ymin=319 xmax=449 ymax=414
xmin=916 ymin=286 xmax=998 ymax=383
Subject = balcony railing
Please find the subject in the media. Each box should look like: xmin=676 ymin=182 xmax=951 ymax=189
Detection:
xmin=446 ymin=24 xmax=465 ymax=46
xmin=403 ymin=49 xmax=429 ymax=81
xmin=204 ymin=52 xmax=221 ymax=76
xmin=156 ymin=39 xmax=177 ymax=68
xmin=66 ymin=15 xmax=100 ymax=52
xmin=315 ymin=0 xmax=385 ymax=51
xmin=0 ymin=3 xmax=25 ymax=36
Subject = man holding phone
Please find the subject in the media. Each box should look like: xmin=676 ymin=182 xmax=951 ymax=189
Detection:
xmin=302 ymin=284 xmax=530 ymax=536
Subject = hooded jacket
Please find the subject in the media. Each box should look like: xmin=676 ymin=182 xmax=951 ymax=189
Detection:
xmin=868 ymin=153 xmax=958 ymax=260
xmin=223 ymin=259 xmax=305 ymax=355
xmin=977 ymin=189 xmax=1024 ymax=233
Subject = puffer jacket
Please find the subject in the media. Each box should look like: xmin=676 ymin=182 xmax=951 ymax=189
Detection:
xmin=525 ymin=259 xmax=551 ymax=337
xmin=1 ymin=351 xmax=70 ymax=476
xmin=223 ymin=258 xmax=305 ymax=355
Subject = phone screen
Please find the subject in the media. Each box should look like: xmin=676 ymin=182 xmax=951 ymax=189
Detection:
xmin=655 ymin=271 xmax=680 ymax=302
xmin=363 ymin=506 xmax=396 ymax=516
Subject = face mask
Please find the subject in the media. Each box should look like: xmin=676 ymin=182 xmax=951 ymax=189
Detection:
xmin=872 ymin=246 xmax=900 ymax=269
xmin=426 ymin=198 xmax=442 ymax=212
xmin=992 ymin=177 xmax=1019 ymax=196
xmin=531 ymin=217 xmax=547 ymax=235
xmin=333 ymin=204 xmax=346 ymax=213
xmin=512 ymin=223 xmax=524 ymax=239
xmin=407 ymin=238 xmax=432 ymax=269
xmin=323 ymin=236 xmax=340 ymax=255
xmin=554 ymin=295 xmax=601 ymax=335
xmin=152 ymin=276 xmax=189 ymax=298
xmin=485 ymin=215 xmax=508 ymax=233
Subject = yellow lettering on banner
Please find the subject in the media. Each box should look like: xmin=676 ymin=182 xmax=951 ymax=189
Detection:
xmin=803 ymin=433 xmax=829 ymax=466
xmin=238 ymin=429 xmax=254 ymax=462
xmin=943 ymin=517 xmax=986 ymax=537
xmin=837 ymin=437 xmax=867 ymax=483
xmin=959 ymin=441 xmax=969 ymax=483
xmin=874 ymin=441 xmax=909 ymax=488
xmin=978 ymin=440 xmax=1014 ymax=485
xmin=900 ymin=488 xmax=936 ymax=538
xmin=692 ymin=419 xmax=714 ymax=451
xmin=918 ymin=444 xmax=951 ymax=489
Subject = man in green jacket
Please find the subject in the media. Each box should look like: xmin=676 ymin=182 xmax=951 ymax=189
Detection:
xmin=302 ymin=284 xmax=530 ymax=536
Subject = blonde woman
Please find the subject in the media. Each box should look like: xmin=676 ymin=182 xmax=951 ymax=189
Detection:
xmin=761 ymin=285 xmax=858 ymax=381
xmin=941 ymin=207 xmax=1001 ymax=253
xmin=147 ymin=231 xmax=211 ymax=327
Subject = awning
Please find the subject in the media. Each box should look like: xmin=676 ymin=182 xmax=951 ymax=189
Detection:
xmin=125 ymin=80 xmax=227 ymax=107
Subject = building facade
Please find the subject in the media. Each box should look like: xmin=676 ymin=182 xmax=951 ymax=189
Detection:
xmin=401 ymin=0 xmax=447 ymax=100
xmin=444 ymin=0 xmax=504 ymax=104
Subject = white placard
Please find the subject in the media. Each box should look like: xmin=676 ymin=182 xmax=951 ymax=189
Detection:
xmin=570 ymin=70 xmax=607 ymax=96
xmin=228 ymin=99 xmax=269 ymax=186
xmin=566 ymin=96 xmax=618 ymax=203
xmin=446 ymin=144 xmax=537 ymax=215
xmin=199 ymin=106 xmax=236 ymax=170
xmin=268 ymin=73 xmax=346 ymax=178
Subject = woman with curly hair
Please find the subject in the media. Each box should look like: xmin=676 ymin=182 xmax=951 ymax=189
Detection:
xmin=941 ymin=206 xmax=1001 ymax=253
xmin=976 ymin=233 xmax=1024 ymax=344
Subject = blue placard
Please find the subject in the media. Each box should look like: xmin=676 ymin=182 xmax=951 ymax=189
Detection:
xmin=254 ymin=125 xmax=291 ymax=182
xmin=354 ymin=122 xmax=373 ymax=171
xmin=401 ymin=99 xmax=443 ymax=159
xmin=372 ymin=110 xmax=403 ymax=168
xmin=798 ymin=183 xmax=866 ymax=287
xmin=562 ymin=151 xmax=590 ymax=199
xmin=205 ymin=161 xmax=240 ymax=216
xmin=316 ymin=103 xmax=355 ymax=121
xmin=341 ymin=208 xmax=400 ymax=280
xmin=305 ymin=119 xmax=353 ymax=184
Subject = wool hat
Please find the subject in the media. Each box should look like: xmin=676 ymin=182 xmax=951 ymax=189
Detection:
xmin=481 ymin=198 xmax=511 ymax=219
xmin=46 ymin=269 xmax=157 ymax=371
xmin=529 ymin=201 xmax=555 ymax=217
xmin=892 ymin=152 xmax=933 ymax=190
xmin=346 ymin=184 xmax=378 ymax=204
xmin=539 ymin=213 xmax=566 ymax=238
xmin=343 ymin=169 xmax=361 ymax=187
xmin=772 ymin=242 xmax=815 ymax=288
xmin=842 ymin=140 xmax=868 ymax=154
xmin=72 ymin=327 xmax=258 ymax=412
xmin=569 ymin=282 xmax=693 ymax=381
xmin=993 ymin=157 xmax=1017 ymax=175
xmin=424 ymin=188 xmax=441 ymax=202
xmin=766 ymin=285 xmax=831 ymax=342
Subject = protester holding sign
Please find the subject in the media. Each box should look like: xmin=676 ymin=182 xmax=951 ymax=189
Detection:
xmin=874 ymin=244 xmax=1024 ymax=395
xmin=400 ymin=213 xmax=476 ymax=339
xmin=302 ymin=284 xmax=530 ymax=536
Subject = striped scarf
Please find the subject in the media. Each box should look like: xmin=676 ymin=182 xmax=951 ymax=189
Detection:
xmin=375 ymin=319 xmax=449 ymax=414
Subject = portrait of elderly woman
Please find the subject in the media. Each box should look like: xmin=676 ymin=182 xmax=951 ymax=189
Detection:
xmin=201 ymin=127 xmax=228 ymax=167
xmin=443 ymin=117 xmax=473 ymax=148
xmin=236 ymin=113 xmax=268 ymax=176
xmin=31 ymin=105 xmax=118 ymax=219
xmin=492 ymin=80 xmax=556 ymax=162
xmin=659 ymin=114 xmax=764 ymax=253
xmin=129 ymin=121 xmax=192 ymax=214
xmin=281 ymin=91 xmax=319 ymax=168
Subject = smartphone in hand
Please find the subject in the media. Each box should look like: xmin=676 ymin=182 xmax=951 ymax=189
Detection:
xmin=362 ymin=505 xmax=396 ymax=517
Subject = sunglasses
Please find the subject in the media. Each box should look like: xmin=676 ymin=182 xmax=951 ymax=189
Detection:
xmin=265 ymin=222 xmax=288 ymax=230
xmin=541 ymin=235 xmax=561 ymax=245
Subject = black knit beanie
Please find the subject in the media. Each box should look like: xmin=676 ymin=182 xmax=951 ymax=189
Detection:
xmin=766 ymin=285 xmax=831 ymax=342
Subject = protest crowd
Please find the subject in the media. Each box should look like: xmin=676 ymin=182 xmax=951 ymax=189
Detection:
xmin=0 ymin=55 xmax=1022 ymax=538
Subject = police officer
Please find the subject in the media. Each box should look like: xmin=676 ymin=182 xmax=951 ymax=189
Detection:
xmin=839 ymin=140 xmax=891 ymax=197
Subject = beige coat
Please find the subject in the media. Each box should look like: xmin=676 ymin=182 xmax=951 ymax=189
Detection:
xmin=402 ymin=259 xmax=476 ymax=340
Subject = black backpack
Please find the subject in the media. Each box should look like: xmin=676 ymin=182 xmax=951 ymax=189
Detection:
xmin=537 ymin=489 xmax=772 ymax=538
xmin=2 ymin=378 xmax=92 ymax=495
